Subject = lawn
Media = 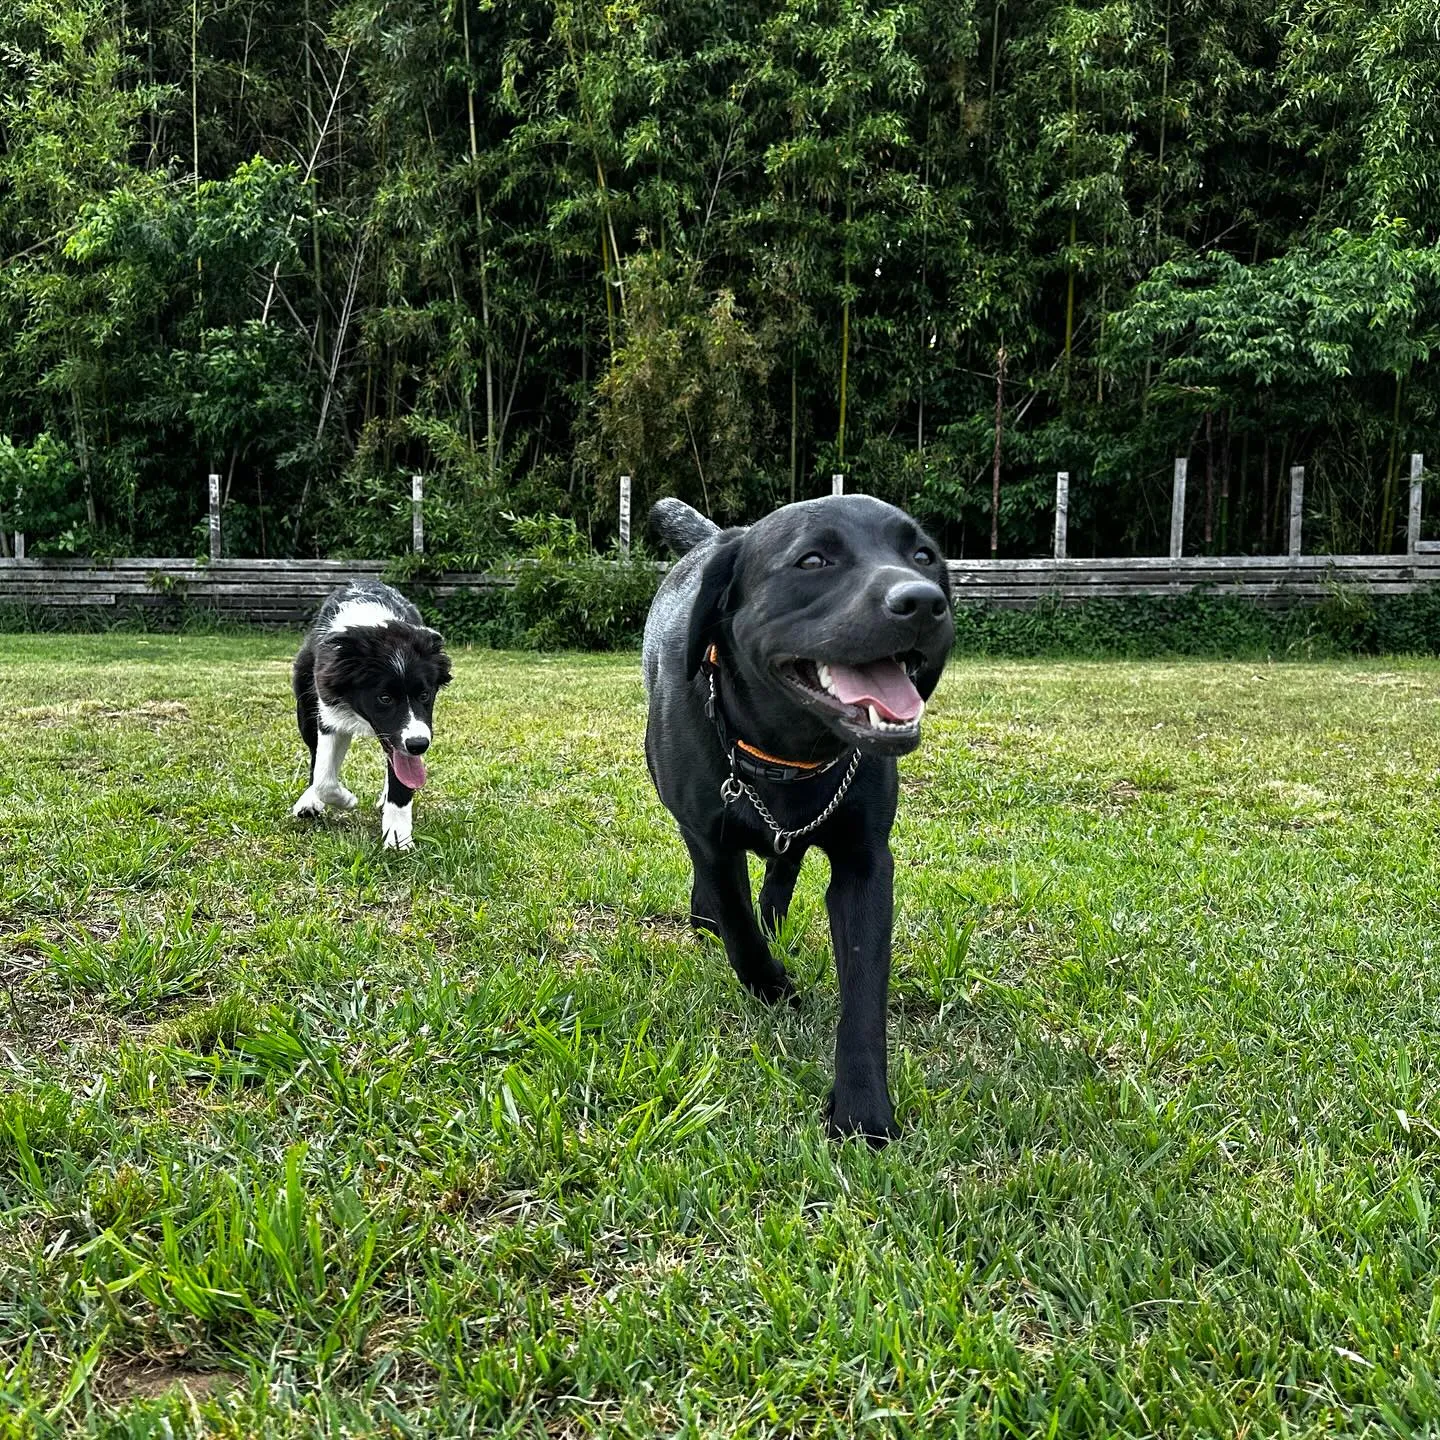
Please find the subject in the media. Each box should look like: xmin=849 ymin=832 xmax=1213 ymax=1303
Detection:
xmin=3 ymin=634 xmax=1440 ymax=1437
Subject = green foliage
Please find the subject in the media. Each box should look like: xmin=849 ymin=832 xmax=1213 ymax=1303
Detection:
xmin=950 ymin=586 xmax=1440 ymax=659
xmin=0 ymin=0 xmax=1437 ymax=561
xmin=391 ymin=515 xmax=662 ymax=651
xmin=0 ymin=432 xmax=85 ymax=549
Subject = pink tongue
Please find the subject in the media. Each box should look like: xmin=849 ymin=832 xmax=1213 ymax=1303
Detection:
xmin=390 ymin=750 xmax=428 ymax=789
xmin=826 ymin=660 xmax=923 ymax=722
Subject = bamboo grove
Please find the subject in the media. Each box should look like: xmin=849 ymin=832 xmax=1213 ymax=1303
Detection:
xmin=1 ymin=0 xmax=1437 ymax=560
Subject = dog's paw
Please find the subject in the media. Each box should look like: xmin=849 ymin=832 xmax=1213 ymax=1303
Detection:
xmin=380 ymin=801 xmax=414 ymax=852
xmin=292 ymin=789 xmax=326 ymax=819
xmin=317 ymin=785 xmax=358 ymax=811
xmin=825 ymin=1088 xmax=899 ymax=1147
xmin=739 ymin=962 xmax=798 ymax=1007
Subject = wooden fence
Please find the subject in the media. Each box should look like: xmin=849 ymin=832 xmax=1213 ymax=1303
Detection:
xmin=0 ymin=558 xmax=504 ymax=626
xmin=4 ymin=552 xmax=1440 ymax=625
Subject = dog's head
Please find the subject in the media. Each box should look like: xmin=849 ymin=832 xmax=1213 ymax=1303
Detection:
xmin=315 ymin=623 xmax=452 ymax=787
xmin=685 ymin=495 xmax=954 ymax=757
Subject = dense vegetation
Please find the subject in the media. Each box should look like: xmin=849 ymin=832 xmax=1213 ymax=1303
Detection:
xmin=1 ymin=0 xmax=1437 ymax=561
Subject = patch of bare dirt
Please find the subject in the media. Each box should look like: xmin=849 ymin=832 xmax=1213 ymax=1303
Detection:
xmin=19 ymin=700 xmax=190 ymax=730
xmin=95 ymin=1358 xmax=235 ymax=1406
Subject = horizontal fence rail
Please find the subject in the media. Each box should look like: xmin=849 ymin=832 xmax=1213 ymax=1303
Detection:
xmin=0 ymin=558 xmax=508 ymax=626
xmin=6 ymin=552 xmax=1440 ymax=624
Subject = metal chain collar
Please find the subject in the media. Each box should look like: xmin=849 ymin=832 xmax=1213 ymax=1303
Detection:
xmin=706 ymin=664 xmax=862 ymax=853
xmin=720 ymin=746 xmax=862 ymax=853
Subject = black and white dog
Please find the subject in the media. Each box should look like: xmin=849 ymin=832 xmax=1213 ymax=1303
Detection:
xmin=643 ymin=495 xmax=954 ymax=1143
xmin=291 ymin=580 xmax=452 ymax=851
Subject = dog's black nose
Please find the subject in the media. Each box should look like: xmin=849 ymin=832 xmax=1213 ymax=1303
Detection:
xmin=884 ymin=579 xmax=948 ymax=620
xmin=404 ymin=735 xmax=430 ymax=755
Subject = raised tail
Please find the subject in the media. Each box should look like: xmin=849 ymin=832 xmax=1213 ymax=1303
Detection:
xmin=648 ymin=498 xmax=719 ymax=557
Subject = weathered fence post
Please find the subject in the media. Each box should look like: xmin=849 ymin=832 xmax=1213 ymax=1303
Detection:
xmin=1408 ymin=453 xmax=1425 ymax=556
xmin=11 ymin=533 xmax=23 ymax=561
xmin=618 ymin=474 xmax=632 ymax=556
xmin=832 ymin=473 xmax=845 ymax=496
xmin=411 ymin=474 xmax=424 ymax=555
xmin=208 ymin=472 xmax=221 ymax=561
xmin=1169 ymin=458 xmax=1187 ymax=560
xmin=1288 ymin=465 xmax=1304 ymax=558
xmin=1054 ymin=471 xmax=1069 ymax=561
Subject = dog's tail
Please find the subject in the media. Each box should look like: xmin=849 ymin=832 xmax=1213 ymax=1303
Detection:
xmin=648 ymin=498 xmax=718 ymax=557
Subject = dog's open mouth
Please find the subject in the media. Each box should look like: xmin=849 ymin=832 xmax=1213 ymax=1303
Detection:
xmin=383 ymin=745 xmax=428 ymax=789
xmin=777 ymin=654 xmax=926 ymax=735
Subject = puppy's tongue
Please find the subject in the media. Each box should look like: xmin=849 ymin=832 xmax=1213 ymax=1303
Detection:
xmin=390 ymin=750 xmax=428 ymax=789
xmin=825 ymin=660 xmax=923 ymax=723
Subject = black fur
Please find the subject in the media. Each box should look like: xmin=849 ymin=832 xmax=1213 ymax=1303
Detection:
xmin=641 ymin=496 xmax=955 ymax=1143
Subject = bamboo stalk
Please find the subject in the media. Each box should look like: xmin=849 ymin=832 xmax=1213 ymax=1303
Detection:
xmin=462 ymin=0 xmax=497 ymax=482
xmin=990 ymin=342 xmax=1007 ymax=557
xmin=838 ymin=192 xmax=852 ymax=464
xmin=1380 ymin=372 xmax=1404 ymax=551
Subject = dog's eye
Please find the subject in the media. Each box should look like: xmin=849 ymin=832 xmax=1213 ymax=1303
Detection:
xmin=417 ymin=691 xmax=431 ymax=704
xmin=797 ymin=552 xmax=830 ymax=570
xmin=913 ymin=547 xmax=935 ymax=565
xmin=378 ymin=693 xmax=395 ymax=707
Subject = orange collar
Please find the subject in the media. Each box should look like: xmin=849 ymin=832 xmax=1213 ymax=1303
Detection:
xmin=703 ymin=643 xmax=846 ymax=781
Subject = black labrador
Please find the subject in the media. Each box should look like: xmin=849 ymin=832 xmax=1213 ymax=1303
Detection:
xmin=642 ymin=494 xmax=954 ymax=1142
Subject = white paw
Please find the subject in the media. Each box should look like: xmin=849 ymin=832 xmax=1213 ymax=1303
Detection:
xmin=293 ymin=789 xmax=326 ymax=818
xmin=381 ymin=800 xmax=414 ymax=852
xmin=320 ymin=785 xmax=358 ymax=811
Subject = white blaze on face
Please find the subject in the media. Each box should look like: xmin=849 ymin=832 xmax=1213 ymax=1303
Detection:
xmin=400 ymin=709 xmax=431 ymax=750
xmin=326 ymin=600 xmax=397 ymax=634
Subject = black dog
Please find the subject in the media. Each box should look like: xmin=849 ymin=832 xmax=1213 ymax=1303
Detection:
xmin=292 ymin=580 xmax=452 ymax=851
xmin=643 ymin=495 xmax=954 ymax=1141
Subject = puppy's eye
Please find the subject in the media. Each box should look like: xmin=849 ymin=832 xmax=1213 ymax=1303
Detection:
xmin=797 ymin=552 xmax=830 ymax=570
xmin=417 ymin=691 xmax=431 ymax=704
xmin=913 ymin=547 xmax=935 ymax=565
xmin=378 ymin=693 xmax=395 ymax=707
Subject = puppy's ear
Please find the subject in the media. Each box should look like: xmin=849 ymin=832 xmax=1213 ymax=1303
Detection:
xmin=684 ymin=533 xmax=743 ymax=678
xmin=414 ymin=625 xmax=453 ymax=687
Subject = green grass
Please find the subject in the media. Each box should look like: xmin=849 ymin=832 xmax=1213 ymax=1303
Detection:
xmin=3 ymin=635 xmax=1440 ymax=1436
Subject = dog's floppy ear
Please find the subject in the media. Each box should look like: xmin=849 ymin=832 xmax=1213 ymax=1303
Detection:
xmin=684 ymin=532 xmax=744 ymax=678
xmin=415 ymin=625 xmax=453 ymax=687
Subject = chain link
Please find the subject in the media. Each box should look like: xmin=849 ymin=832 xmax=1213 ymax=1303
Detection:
xmin=721 ymin=745 xmax=862 ymax=853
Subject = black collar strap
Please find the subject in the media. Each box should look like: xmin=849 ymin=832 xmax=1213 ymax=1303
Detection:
xmin=701 ymin=644 xmax=846 ymax=784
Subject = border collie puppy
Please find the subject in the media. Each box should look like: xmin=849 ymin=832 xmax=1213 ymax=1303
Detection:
xmin=291 ymin=580 xmax=452 ymax=851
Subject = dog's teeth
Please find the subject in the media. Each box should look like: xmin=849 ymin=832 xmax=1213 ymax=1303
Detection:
xmin=818 ymin=663 xmax=833 ymax=692
xmin=868 ymin=705 xmax=882 ymax=729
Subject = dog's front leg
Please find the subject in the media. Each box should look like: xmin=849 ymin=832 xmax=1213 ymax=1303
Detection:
xmin=684 ymin=836 xmax=795 ymax=1004
xmin=381 ymin=767 xmax=416 ymax=851
xmin=758 ymin=852 xmax=804 ymax=940
xmin=824 ymin=846 xmax=898 ymax=1143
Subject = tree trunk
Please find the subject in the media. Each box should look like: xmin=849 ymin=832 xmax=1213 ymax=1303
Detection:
xmin=1236 ymin=429 xmax=1250 ymax=553
xmin=1380 ymin=372 xmax=1404 ymax=552
xmin=838 ymin=193 xmax=852 ymax=465
xmin=462 ymin=0 xmax=497 ymax=482
xmin=71 ymin=388 xmax=97 ymax=530
xmin=990 ymin=342 xmax=1006 ymax=557
xmin=1203 ymin=410 xmax=1214 ymax=549
xmin=790 ymin=352 xmax=798 ymax=504
xmin=1260 ymin=435 xmax=1270 ymax=554
xmin=1219 ymin=411 xmax=1232 ymax=553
